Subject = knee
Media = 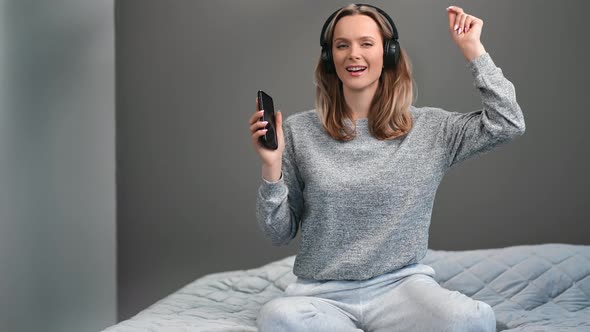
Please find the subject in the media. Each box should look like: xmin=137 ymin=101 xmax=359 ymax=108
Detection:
xmin=440 ymin=300 xmax=496 ymax=332
xmin=257 ymin=297 xmax=316 ymax=332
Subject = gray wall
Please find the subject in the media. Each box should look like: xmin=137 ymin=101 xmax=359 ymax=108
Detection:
xmin=0 ymin=1 xmax=116 ymax=331
xmin=117 ymin=0 xmax=590 ymax=321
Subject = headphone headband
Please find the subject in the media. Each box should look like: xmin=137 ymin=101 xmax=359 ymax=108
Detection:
xmin=319 ymin=3 xmax=399 ymax=48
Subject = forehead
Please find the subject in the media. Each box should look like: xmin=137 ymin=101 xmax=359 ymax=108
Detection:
xmin=332 ymin=14 xmax=381 ymax=40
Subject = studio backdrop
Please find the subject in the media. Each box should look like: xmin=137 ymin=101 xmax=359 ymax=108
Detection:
xmin=115 ymin=0 xmax=589 ymax=322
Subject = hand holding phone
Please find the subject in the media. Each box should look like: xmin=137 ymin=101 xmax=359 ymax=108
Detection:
xmin=257 ymin=90 xmax=278 ymax=150
xmin=249 ymin=91 xmax=284 ymax=172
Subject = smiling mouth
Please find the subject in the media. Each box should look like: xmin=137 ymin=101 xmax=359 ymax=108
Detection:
xmin=346 ymin=66 xmax=367 ymax=72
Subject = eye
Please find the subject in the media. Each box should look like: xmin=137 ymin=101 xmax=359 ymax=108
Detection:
xmin=336 ymin=44 xmax=347 ymax=49
xmin=362 ymin=43 xmax=373 ymax=47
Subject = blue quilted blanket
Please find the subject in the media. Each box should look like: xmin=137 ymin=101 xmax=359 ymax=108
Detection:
xmin=103 ymin=244 xmax=590 ymax=331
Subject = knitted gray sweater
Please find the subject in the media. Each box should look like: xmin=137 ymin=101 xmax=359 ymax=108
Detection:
xmin=256 ymin=52 xmax=525 ymax=281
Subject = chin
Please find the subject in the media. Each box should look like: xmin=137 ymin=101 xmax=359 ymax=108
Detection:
xmin=342 ymin=80 xmax=379 ymax=92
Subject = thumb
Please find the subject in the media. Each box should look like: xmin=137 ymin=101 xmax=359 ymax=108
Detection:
xmin=276 ymin=111 xmax=284 ymax=146
xmin=276 ymin=111 xmax=283 ymax=134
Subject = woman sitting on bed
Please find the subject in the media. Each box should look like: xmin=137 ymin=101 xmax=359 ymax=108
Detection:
xmin=248 ymin=3 xmax=525 ymax=331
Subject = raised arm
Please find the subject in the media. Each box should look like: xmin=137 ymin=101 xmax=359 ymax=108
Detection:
xmin=255 ymin=118 xmax=305 ymax=246
xmin=441 ymin=6 xmax=525 ymax=167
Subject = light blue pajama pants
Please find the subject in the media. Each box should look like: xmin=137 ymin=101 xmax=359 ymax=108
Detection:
xmin=257 ymin=263 xmax=496 ymax=332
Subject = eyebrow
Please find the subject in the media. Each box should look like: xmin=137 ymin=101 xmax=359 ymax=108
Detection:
xmin=333 ymin=36 xmax=376 ymax=42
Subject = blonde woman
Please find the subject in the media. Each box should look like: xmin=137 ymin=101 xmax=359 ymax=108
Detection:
xmin=248 ymin=4 xmax=524 ymax=331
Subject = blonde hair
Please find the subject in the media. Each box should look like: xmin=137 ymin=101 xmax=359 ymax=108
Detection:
xmin=314 ymin=4 xmax=415 ymax=141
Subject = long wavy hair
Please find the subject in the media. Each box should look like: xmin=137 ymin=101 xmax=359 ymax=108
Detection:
xmin=314 ymin=4 xmax=416 ymax=141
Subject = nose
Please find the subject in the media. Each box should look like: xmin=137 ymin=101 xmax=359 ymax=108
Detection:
xmin=347 ymin=44 xmax=361 ymax=60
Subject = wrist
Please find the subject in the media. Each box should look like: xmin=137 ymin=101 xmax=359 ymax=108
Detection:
xmin=462 ymin=42 xmax=486 ymax=62
xmin=262 ymin=162 xmax=282 ymax=182
xmin=262 ymin=160 xmax=281 ymax=169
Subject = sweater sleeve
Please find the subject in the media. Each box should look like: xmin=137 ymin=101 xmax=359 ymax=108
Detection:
xmin=255 ymin=119 xmax=304 ymax=246
xmin=442 ymin=52 xmax=526 ymax=168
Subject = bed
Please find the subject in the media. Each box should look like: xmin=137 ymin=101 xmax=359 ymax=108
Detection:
xmin=102 ymin=243 xmax=590 ymax=331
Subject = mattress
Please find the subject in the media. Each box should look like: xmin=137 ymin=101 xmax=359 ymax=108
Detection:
xmin=103 ymin=244 xmax=590 ymax=331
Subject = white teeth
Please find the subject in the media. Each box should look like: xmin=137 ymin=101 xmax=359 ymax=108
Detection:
xmin=346 ymin=66 xmax=366 ymax=72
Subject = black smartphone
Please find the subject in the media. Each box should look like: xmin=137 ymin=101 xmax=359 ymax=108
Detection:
xmin=257 ymin=90 xmax=278 ymax=150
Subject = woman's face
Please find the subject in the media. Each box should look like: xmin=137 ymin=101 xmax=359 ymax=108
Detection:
xmin=331 ymin=14 xmax=384 ymax=93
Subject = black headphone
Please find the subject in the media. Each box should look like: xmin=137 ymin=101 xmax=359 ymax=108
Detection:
xmin=320 ymin=4 xmax=400 ymax=73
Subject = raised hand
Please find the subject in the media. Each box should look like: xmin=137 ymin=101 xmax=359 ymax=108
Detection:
xmin=248 ymin=98 xmax=284 ymax=172
xmin=446 ymin=6 xmax=487 ymax=61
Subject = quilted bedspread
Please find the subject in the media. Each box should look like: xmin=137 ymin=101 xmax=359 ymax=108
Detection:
xmin=103 ymin=244 xmax=590 ymax=332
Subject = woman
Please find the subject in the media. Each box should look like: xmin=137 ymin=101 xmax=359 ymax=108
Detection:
xmin=248 ymin=4 xmax=525 ymax=331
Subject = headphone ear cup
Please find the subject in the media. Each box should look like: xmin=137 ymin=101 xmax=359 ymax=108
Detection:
xmin=321 ymin=46 xmax=335 ymax=73
xmin=383 ymin=39 xmax=400 ymax=69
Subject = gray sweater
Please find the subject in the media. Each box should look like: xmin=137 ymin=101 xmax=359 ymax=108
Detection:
xmin=256 ymin=52 xmax=525 ymax=281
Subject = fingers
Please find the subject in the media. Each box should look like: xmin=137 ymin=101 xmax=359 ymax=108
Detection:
xmin=464 ymin=15 xmax=475 ymax=33
xmin=251 ymin=126 xmax=267 ymax=145
xmin=446 ymin=7 xmax=457 ymax=31
xmin=250 ymin=121 xmax=268 ymax=147
xmin=458 ymin=13 xmax=467 ymax=34
xmin=249 ymin=98 xmax=267 ymax=146
xmin=249 ymin=98 xmax=263 ymax=125
xmin=249 ymin=109 xmax=264 ymax=126
xmin=446 ymin=6 xmax=462 ymax=31
xmin=446 ymin=6 xmax=479 ymax=35
xmin=249 ymin=112 xmax=267 ymax=138
xmin=250 ymin=118 xmax=268 ymax=134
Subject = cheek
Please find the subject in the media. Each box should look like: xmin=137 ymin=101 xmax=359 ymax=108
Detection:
xmin=332 ymin=51 xmax=345 ymax=63
xmin=372 ymin=51 xmax=384 ymax=65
